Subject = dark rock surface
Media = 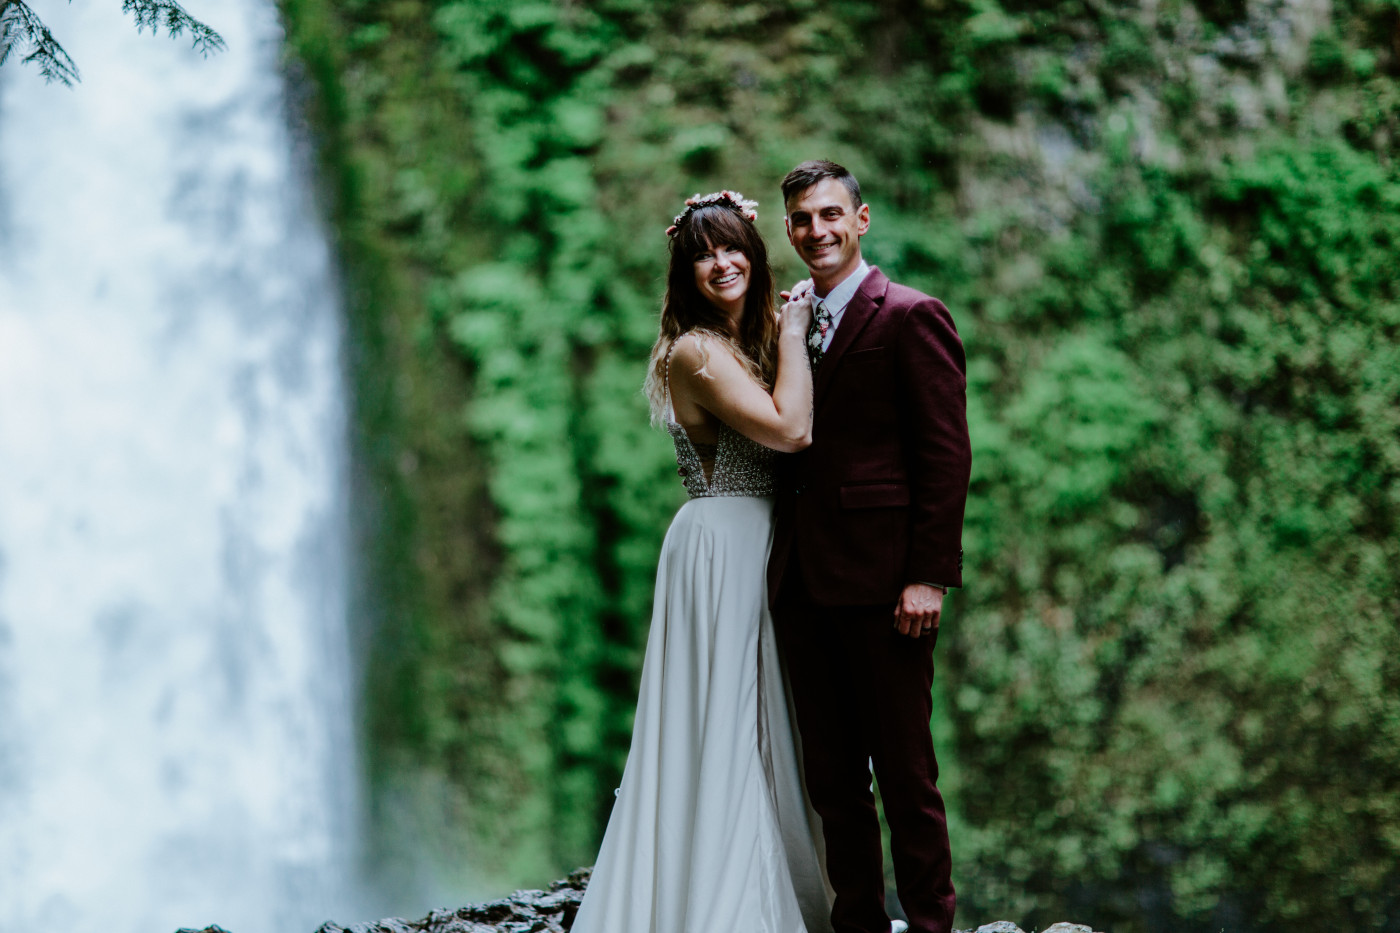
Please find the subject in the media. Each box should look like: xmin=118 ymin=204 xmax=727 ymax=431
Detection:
xmin=316 ymin=869 xmax=591 ymax=933
xmin=176 ymin=871 xmax=1104 ymax=933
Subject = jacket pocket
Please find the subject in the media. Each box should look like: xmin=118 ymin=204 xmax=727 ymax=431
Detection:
xmin=844 ymin=346 xmax=888 ymax=364
xmin=839 ymin=482 xmax=910 ymax=509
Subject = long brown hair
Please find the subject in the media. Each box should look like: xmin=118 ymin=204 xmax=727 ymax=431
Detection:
xmin=644 ymin=203 xmax=777 ymax=422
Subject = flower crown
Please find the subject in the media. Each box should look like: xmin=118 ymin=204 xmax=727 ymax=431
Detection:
xmin=665 ymin=189 xmax=759 ymax=237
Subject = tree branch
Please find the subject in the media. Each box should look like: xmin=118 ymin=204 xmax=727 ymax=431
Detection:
xmin=121 ymin=0 xmax=225 ymax=57
xmin=0 ymin=0 xmax=81 ymax=86
xmin=0 ymin=0 xmax=224 ymax=86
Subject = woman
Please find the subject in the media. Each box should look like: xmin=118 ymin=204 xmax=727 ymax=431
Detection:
xmin=570 ymin=191 xmax=832 ymax=933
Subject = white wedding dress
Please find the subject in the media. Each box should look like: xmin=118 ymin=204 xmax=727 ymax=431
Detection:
xmin=570 ymin=400 xmax=833 ymax=933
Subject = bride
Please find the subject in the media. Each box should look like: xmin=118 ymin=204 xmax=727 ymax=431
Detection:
xmin=570 ymin=190 xmax=833 ymax=933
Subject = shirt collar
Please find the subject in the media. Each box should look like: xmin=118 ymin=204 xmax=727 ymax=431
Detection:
xmin=815 ymin=260 xmax=871 ymax=316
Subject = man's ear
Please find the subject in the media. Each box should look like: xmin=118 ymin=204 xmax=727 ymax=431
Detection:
xmin=856 ymin=203 xmax=871 ymax=236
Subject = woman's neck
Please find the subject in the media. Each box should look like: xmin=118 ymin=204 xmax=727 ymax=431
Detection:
xmin=723 ymin=305 xmax=743 ymax=338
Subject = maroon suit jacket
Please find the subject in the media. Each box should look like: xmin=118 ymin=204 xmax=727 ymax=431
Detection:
xmin=768 ymin=267 xmax=971 ymax=607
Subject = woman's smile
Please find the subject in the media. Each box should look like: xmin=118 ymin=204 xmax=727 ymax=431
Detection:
xmin=694 ymin=243 xmax=750 ymax=316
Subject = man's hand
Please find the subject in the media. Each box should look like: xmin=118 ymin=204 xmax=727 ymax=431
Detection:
xmin=893 ymin=583 xmax=944 ymax=638
xmin=779 ymin=278 xmax=814 ymax=303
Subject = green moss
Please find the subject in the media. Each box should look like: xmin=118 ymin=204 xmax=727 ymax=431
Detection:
xmin=279 ymin=0 xmax=1400 ymax=926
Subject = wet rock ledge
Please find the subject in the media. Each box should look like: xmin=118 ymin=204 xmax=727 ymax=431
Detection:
xmin=176 ymin=869 xmax=1103 ymax=933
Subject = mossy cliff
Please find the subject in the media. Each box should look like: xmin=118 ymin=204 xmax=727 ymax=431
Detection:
xmin=277 ymin=1 xmax=1400 ymax=930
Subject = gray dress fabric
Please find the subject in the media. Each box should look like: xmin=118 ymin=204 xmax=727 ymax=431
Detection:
xmin=570 ymin=351 xmax=832 ymax=933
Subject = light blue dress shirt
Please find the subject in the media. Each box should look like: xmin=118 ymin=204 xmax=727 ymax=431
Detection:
xmin=813 ymin=260 xmax=871 ymax=354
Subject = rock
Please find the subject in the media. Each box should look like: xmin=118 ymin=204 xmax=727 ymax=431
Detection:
xmin=312 ymin=869 xmax=590 ymax=933
xmin=965 ymin=922 xmax=1026 ymax=933
xmin=957 ymin=918 xmax=1097 ymax=924
xmin=954 ymin=922 xmax=1102 ymax=933
xmin=179 ymin=869 xmax=1102 ymax=933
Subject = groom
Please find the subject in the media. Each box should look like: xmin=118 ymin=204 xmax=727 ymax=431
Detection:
xmin=769 ymin=160 xmax=971 ymax=933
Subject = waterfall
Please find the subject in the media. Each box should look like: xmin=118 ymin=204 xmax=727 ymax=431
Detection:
xmin=0 ymin=3 xmax=361 ymax=931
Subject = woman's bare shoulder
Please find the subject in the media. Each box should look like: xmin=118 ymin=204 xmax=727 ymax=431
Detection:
xmin=669 ymin=331 xmax=704 ymax=361
xmin=671 ymin=331 xmax=741 ymax=380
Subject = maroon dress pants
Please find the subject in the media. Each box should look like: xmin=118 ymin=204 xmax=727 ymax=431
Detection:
xmin=774 ymin=563 xmax=957 ymax=933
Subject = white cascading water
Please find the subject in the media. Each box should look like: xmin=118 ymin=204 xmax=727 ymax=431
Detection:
xmin=0 ymin=2 xmax=361 ymax=931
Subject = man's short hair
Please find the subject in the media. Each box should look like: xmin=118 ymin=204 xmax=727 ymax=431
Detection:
xmin=781 ymin=160 xmax=863 ymax=211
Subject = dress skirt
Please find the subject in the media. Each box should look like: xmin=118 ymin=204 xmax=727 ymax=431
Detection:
xmin=571 ymin=495 xmax=833 ymax=933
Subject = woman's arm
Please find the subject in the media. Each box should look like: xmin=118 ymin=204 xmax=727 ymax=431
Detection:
xmin=671 ymin=295 xmax=814 ymax=452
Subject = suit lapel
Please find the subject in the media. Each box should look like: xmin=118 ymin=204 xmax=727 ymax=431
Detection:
xmin=813 ymin=267 xmax=888 ymax=412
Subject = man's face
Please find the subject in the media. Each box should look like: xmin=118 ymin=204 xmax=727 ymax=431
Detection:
xmin=785 ymin=178 xmax=870 ymax=284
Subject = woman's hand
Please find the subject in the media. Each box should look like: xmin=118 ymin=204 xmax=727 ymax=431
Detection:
xmin=779 ymin=278 xmax=815 ymax=338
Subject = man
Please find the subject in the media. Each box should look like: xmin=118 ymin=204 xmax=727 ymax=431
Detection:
xmin=769 ymin=160 xmax=971 ymax=933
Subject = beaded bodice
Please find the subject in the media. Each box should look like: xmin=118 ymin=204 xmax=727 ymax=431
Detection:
xmin=663 ymin=338 xmax=776 ymax=498
xmin=666 ymin=419 xmax=776 ymax=498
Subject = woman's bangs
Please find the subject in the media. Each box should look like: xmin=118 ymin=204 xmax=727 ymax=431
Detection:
xmin=677 ymin=206 xmax=752 ymax=258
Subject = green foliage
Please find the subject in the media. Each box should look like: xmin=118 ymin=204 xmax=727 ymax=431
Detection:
xmin=939 ymin=5 xmax=1400 ymax=927
xmin=278 ymin=0 xmax=509 ymax=900
xmin=954 ymin=133 xmax=1400 ymax=930
xmin=281 ymin=0 xmax=1400 ymax=926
